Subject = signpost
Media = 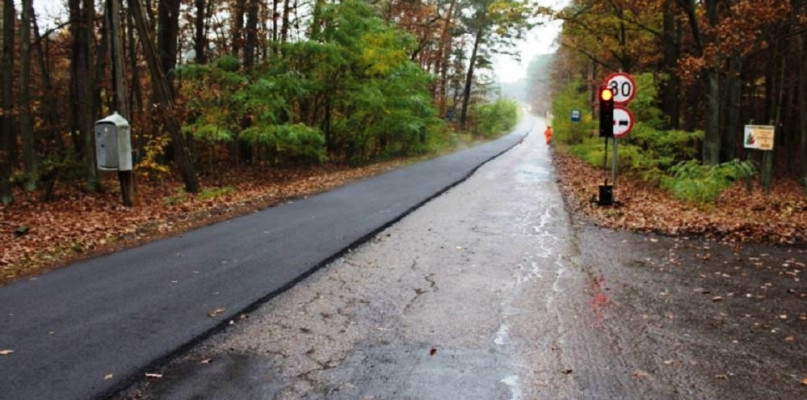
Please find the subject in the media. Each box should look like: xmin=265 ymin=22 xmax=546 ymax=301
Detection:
xmin=744 ymin=124 xmax=775 ymax=193
xmin=597 ymin=73 xmax=637 ymax=206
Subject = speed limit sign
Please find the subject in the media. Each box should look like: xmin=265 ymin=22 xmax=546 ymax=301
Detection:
xmin=604 ymin=73 xmax=636 ymax=105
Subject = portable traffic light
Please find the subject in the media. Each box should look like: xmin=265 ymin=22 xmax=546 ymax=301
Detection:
xmin=599 ymin=86 xmax=614 ymax=138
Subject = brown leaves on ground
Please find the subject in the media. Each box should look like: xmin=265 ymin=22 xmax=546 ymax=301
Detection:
xmin=552 ymin=152 xmax=807 ymax=244
xmin=0 ymin=162 xmax=406 ymax=285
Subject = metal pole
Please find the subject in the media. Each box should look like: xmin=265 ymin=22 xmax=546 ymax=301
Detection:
xmin=603 ymin=136 xmax=609 ymax=185
xmin=612 ymin=138 xmax=618 ymax=187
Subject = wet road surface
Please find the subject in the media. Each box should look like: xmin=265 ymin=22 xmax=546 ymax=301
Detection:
xmin=116 ymin=117 xmax=807 ymax=399
xmin=0 ymin=122 xmax=525 ymax=400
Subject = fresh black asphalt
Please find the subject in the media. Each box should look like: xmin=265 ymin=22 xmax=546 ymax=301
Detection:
xmin=0 ymin=123 xmax=529 ymax=400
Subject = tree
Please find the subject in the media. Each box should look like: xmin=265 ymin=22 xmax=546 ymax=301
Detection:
xmin=19 ymin=0 xmax=36 ymax=191
xmin=69 ymin=0 xmax=99 ymax=191
xmin=131 ymin=0 xmax=200 ymax=193
xmin=0 ymin=0 xmax=14 ymax=204
xmin=157 ymin=0 xmax=180 ymax=89
xmin=458 ymin=0 xmax=532 ymax=129
xmin=193 ymin=0 xmax=207 ymax=64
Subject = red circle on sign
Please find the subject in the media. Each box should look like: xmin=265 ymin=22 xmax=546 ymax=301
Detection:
xmin=604 ymin=73 xmax=636 ymax=105
xmin=613 ymin=105 xmax=634 ymax=138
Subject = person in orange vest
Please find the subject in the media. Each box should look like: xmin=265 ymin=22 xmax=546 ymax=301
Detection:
xmin=544 ymin=125 xmax=553 ymax=145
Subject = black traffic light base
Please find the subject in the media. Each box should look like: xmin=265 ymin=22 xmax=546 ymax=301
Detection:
xmin=598 ymin=185 xmax=613 ymax=206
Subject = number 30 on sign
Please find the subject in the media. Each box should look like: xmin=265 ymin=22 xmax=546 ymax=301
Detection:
xmin=604 ymin=73 xmax=636 ymax=105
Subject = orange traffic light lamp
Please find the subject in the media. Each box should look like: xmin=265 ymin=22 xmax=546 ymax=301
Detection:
xmin=599 ymin=86 xmax=614 ymax=138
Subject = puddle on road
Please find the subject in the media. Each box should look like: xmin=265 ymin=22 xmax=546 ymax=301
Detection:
xmin=494 ymin=323 xmax=510 ymax=346
xmin=317 ymin=344 xmax=516 ymax=400
xmin=500 ymin=374 xmax=523 ymax=400
xmin=514 ymin=162 xmax=552 ymax=184
xmin=144 ymin=352 xmax=283 ymax=400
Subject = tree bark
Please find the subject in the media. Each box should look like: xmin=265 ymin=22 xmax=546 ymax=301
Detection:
xmin=19 ymin=0 xmax=36 ymax=190
xmin=460 ymin=26 xmax=484 ymax=130
xmin=131 ymin=0 xmax=200 ymax=193
xmin=109 ymin=0 xmax=135 ymax=206
xmin=232 ymin=0 xmax=246 ymax=58
xmin=701 ymin=0 xmax=720 ymax=165
xmin=194 ymin=0 xmax=207 ymax=63
xmin=33 ymin=14 xmax=60 ymax=147
xmin=244 ymin=0 xmax=259 ymax=68
xmin=437 ymin=0 xmax=456 ymax=118
xmin=721 ymin=55 xmax=742 ymax=163
xmin=127 ymin=7 xmax=144 ymax=158
xmin=660 ymin=0 xmax=680 ymax=129
xmin=0 ymin=0 xmax=15 ymax=204
xmin=157 ymin=0 xmax=180 ymax=90
xmin=798 ymin=2 xmax=807 ymax=193
xmin=70 ymin=0 xmax=100 ymax=191
xmin=281 ymin=0 xmax=291 ymax=44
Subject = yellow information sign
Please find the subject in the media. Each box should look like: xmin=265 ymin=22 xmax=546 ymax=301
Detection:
xmin=744 ymin=125 xmax=775 ymax=151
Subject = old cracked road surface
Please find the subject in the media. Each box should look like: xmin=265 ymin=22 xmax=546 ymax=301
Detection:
xmin=0 ymin=120 xmax=526 ymax=400
xmin=116 ymin=115 xmax=806 ymax=400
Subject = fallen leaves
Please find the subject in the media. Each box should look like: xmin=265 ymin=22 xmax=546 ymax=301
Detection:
xmin=145 ymin=373 xmax=163 ymax=379
xmin=552 ymin=152 xmax=807 ymax=244
xmin=104 ymin=373 xmax=114 ymax=381
xmin=208 ymin=307 xmax=226 ymax=318
xmin=0 ymin=349 xmax=14 ymax=356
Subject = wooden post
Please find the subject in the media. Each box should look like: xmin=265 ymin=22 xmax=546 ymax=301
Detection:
xmin=108 ymin=0 xmax=135 ymax=206
xmin=760 ymin=120 xmax=775 ymax=194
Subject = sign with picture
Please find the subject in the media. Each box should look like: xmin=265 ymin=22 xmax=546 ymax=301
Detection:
xmin=744 ymin=125 xmax=775 ymax=151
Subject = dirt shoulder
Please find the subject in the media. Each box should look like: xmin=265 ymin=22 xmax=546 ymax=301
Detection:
xmin=552 ymin=151 xmax=807 ymax=245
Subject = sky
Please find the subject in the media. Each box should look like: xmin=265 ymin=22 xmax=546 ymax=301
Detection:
xmin=493 ymin=0 xmax=569 ymax=84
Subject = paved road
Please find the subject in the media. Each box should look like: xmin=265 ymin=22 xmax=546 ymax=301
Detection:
xmin=116 ymin=117 xmax=806 ymax=400
xmin=0 ymin=119 xmax=530 ymax=400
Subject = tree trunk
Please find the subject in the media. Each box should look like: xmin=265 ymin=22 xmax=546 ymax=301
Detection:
xmin=194 ymin=0 xmax=207 ymax=63
xmin=19 ymin=0 xmax=36 ymax=190
xmin=157 ymin=0 xmax=180 ymax=90
xmin=232 ymin=0 xmax=246 ymax=58
xmin=243 ymin=0 xmax=259 ymax=68
xmin=70 ymin=0 xmax=99 ymax=191
xmin=109 ymin=0 xmax=134 ymax=206
xmin=661 ymin=0 xmax=680 ymax=129
xmin=131 ymin=0 xmax=200 ymax=193
xmin=127 ymin=7 xmax=144 ymax=159
xmin=281 ymin=0 xmax=291 ymax=44
xmin=460 ymin=26 xmax=484 ymax=130
xmin=33 ymin=15 xmax=60 ymax=147
xmin=309 ymin=0 xmax=324 ymax=40
xmin=798 ymin=3 xmax=807 ymax=193
xmin=437 ymin=0 xmax=456 ymax=118
xmin=703 ymin=68 xmax=721 ymax=165
xmin=722 ymin=55 xmax=742 ymax=162
xmin=0 ymin=0 xmax=15 ymax=204
xmin=701 ymin=0 xmax=720 ymax=165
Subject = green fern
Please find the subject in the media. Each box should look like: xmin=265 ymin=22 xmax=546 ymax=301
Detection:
xmin=662 ymin=159 xmax=756 ymax=204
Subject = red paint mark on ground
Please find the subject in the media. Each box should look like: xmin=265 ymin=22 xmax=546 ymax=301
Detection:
xmin=590 ymin=275 xmax=610 ymax=325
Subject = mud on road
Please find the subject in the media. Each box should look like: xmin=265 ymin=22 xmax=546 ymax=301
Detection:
xmin=115 ymin=119 xmax=806 ymax=400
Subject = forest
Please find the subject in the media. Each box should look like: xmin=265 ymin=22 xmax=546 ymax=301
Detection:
xmin=0 ymin=0 xmax=529 ymax=206
xmin=526 ymin=0 xmax=807 ymax=201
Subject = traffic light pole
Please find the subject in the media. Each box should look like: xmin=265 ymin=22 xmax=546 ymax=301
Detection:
xmin=598 ymin=85 xmax=615 ymax=206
